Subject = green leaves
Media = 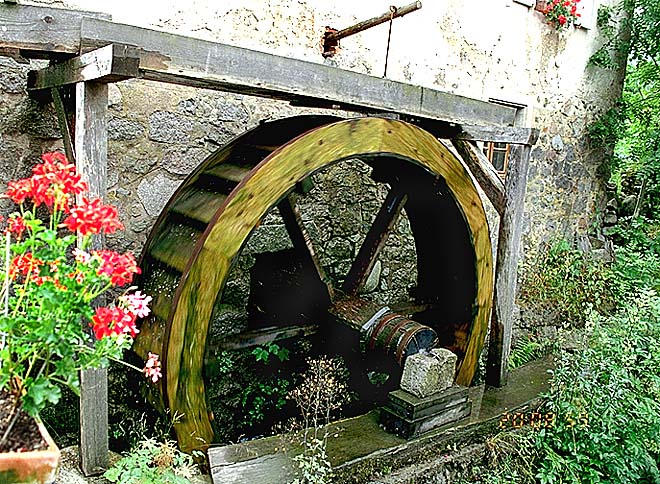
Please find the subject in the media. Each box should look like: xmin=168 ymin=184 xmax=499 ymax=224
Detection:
xmin=22 ymin=377 xmax=61 ymax=417
xmin=252 ymin=342 xmax=290 ymax=363
xmin=104 ymin=439 xmax=197 ymax=484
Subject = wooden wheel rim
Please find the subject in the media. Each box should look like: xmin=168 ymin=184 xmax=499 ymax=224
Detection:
xmin=143 ymin=117 xmax=493 ymax=451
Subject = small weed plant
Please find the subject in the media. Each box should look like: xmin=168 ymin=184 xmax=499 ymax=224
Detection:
xmin=104 ymin=439 xmax=199 ymax=484
xmin=287 ymin=356 xmax=350 ymax=484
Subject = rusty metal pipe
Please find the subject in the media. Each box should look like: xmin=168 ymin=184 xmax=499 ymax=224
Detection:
xmin=325 ymin=1 xmax=422 ymax=43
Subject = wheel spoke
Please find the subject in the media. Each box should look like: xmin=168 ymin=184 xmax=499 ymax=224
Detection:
xmin=342 ymin=187 xmax=408 ymax=295
xmin=278 ymin=195 xmax=334 ymax=300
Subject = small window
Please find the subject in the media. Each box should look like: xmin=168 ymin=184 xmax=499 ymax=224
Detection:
xmin=483 ymin=142 xmax=510 ymax=176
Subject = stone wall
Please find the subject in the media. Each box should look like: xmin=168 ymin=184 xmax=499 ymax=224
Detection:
xmin=0 ymin=0 xmax=626 ymax=338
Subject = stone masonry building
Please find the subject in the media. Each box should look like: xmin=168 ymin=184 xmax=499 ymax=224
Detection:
xmin=0 ymin=0 xmax=625 ymax=345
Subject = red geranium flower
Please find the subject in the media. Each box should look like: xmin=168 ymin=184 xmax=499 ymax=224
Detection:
xmin=94 ymin=250 xmax=141 ymax=286
xmin=6 ymin=215 xmax=26 ymax=239
xmin=33 ymin=152 xmax=87 ymax=197
xmin=5 ymin=178 xmax=32 ymax=205
xmin=62 ymin=198 xmax=124 ymax=236
xmin=91 ymin=306 xmax=139 ymax=340
xmin=9 ymin=253 xmax=43 ymax=280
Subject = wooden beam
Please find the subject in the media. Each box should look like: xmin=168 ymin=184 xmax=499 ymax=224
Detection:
xmin=51 ymin=87 xmax=76 ymax=164
xmin=485 ymin=144 xmax=531 ymax=387
xmin=278 ymin=195 xmax=335 ymax=300
xmin=208 ymin=324 xmax=318 ymax=352
xmin=75 ymin=81 xmax=109 ymax=476
xmin=0 ymin=3 xmax=109 ymax=58
xmin=0 ymin=4 xmax=516 ymax=126
xmin=456 ymin=125 xmax=540 ymax=145
xmin=28 ymin=44 xmax=139 ymax=91
xmin=451 ymin=139 xmax=505 ymax=215
xmin=342 ymin=187 xmax=408 ymax=295
xmin=76 ymin=17 xmax=516 ymax=127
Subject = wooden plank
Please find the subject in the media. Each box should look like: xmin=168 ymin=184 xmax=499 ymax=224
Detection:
xmin=456 ymin=125 xmax=539 ymax=145
xmin=149 ymin=224 xmax=201 ymax=273
xmin=1 ymin=4 xmax=516 ymax=126
xmin=0 ymin=3 xmax=109 ymax=57
xmin=451 ymin=139 xmax=505 ymax=215
xmin=210 ymin=324 xmax=318 ymax=352
xmin=77 ymin=17 xmax=516 ymax=127
xmin=342 ymin=187 xmax=407 ymax=295
xmin=28 ymin=44 xmax=139 ymax=91
xmin=170 ymin=188 xmax=228 ymax=225
xmin=485 ymin=144 xmax=531 ymax=387
xmin=75 ymin=81 xmax=109 ymax=476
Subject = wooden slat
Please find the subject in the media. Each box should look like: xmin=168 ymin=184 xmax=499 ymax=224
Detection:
xmin=456 ymin=125 xmax=539 ymax=145
xmin=451 ymin=139 xmax=505 ymax=215
xmin=205 ymin=163 xmax=252 ymax=183
xmin=170 ymin=189 xmax=228 ymax=225
xmin=210 ymin=324 xmax=318 ymax=351
xmin=342 ymin=187 xmax=407 ymax=295
xmin=75 ymin=81 xmax=109 ymax=476
xmin=0 ymin=3 xmax=109 ymax=57
xmin=149 ymin=224 xmax=201 ymax=273
xmin=486 ymin=144 xmax=532 ymax=387
xmin=28 ymin=44 xmax=139 ymax=91
xmin=76 ymin=17 xmax=515 ymax=127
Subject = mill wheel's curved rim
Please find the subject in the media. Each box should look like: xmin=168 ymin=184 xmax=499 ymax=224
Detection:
xmin=161 ymin=118 xmax=493 ymax=452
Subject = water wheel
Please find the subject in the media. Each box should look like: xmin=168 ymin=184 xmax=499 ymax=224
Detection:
xmin=133 ymin=116 xmax=493 ymax=452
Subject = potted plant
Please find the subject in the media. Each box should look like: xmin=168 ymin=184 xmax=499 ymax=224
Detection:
xmin=0 ymin=152 xmax=162 ymax=483
xmin=536 ymin=0 xmax=581 ymax=29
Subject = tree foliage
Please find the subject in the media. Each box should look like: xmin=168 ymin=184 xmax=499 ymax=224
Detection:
xmin=589 ymin=0 xmax=660 ymax=218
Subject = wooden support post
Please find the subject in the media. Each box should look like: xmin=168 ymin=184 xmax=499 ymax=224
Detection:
xmin=75 ymin=81 xmax=109 ymax=476
xmin=485 ymin=144 xmax=531 ymax=387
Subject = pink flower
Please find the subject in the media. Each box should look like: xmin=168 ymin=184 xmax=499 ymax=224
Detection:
xmin=143 ymin=352 xmax=162 ymax=383
xmin=120 ymin=291 xmax=152 ymax=319
xmin=73 ymin=248 xmax=91 ymax=264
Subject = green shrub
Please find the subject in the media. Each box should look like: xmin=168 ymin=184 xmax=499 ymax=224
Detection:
xmin=534 ymin=292 xmax=660 ymax=483
xmin=520 ymin=240 xmax=615 ymax=326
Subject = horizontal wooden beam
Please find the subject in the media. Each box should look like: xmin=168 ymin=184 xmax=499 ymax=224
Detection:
xmin=77 ymin=17 xmax=515 ymax=126
xmin=0 ymin=3 xmax=109 ymax=58
xmin=27 ymin=44 xmax=139 ymax=91
xmin=456 ymin=124 xmax=539 ymax=145
xmin=451 ymin=139 xmax=505 ymax=215
xmin=0 ymin=3 xmax=519 ymax=127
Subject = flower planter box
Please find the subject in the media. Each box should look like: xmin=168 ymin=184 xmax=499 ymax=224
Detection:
xmin=0 ymin=421 xmax=60 ymax=484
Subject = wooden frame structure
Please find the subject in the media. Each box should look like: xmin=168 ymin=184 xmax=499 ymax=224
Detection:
xmin=0 ymin=0 xmax=538 ymax=473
